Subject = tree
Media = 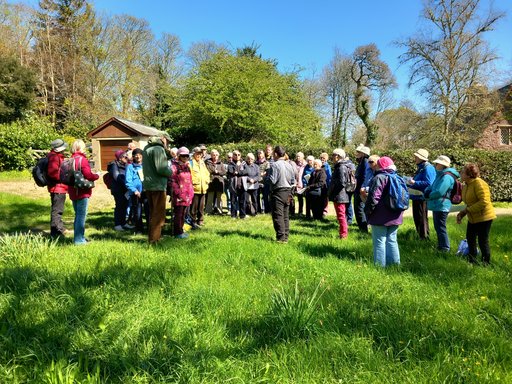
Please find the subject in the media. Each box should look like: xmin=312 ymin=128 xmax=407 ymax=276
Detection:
xmin=0 ymin=56 xmax=36 ymax=123
xmin=321 ymin=49 xmax=355 ymax=147
xmin=168 ymin=50 xmax=322 ymax=146
xmin=350 ymin=44 xmax=396 ymax=146
xmin=398 ymin=0 xmax=505 ymax=137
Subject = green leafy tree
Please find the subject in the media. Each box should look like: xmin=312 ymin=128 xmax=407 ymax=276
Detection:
xmin=167 ymin=51 xmax=323 ymax=146
xmin=0 ymin=56 xmax=36 ymax=123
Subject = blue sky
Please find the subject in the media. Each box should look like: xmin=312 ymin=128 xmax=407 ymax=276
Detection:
xmin=21 ymin=0 xmax=512 ymax=105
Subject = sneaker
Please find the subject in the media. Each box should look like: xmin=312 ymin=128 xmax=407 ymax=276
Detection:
xmin=175 ymin=233 xmax=189 ymax=239
xmin=191 ymin=223 xmax=201 ymax=230
xmin=114 ymin=225 xmax=124 ymax=231
xmin=123 ymin=224 xmax=135 ymax=230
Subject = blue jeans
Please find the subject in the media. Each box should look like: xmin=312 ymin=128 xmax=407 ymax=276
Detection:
xmin=371 ymin=225 xmax=400 ymax=267
xmin=72 ymin=198 xmax=89 ymax=244
xmin=433 ymin=211 xmax=450 ymax=251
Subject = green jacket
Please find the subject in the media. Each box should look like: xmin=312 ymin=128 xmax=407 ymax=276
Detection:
xmin=142 ymin=137 xmax=172 ymax=191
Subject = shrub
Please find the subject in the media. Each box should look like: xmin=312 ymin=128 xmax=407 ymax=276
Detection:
xmin=0 ymin=114 xmax=57 ymax=170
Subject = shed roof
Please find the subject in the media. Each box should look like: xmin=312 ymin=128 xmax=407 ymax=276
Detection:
xmin=87 ymin=117 xmax=166 ymax=138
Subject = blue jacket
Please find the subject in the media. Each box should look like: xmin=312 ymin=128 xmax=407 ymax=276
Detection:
xmin=303 ymin=164 xmax=314 ymax=186
xmin=125 ymin=162 xmax=143 ymax=196
xmin=409 ymin=161 xmax=436 ymax=201
xmin=424 ymin=167 xmax=460 ymax=212
xmin=322 ymin=162 xmax=332 ymax=186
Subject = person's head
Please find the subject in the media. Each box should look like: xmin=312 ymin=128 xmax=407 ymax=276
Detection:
xmin=414 ymin=148 xmax=429 ymax=164
xmin=199 ymin=144 xmax=207 ymax=157
xmin=176 ymin=147 xmax=190 ymax=162
xmin=368 ymin=155 xmax=380 ymax=171
xmin=355 ymin=144 xmax=370 ymax=159
xmin=232 ymin=150 xmax=241 ymax=162
xmin=192 ymin=147 xmax=202 ymax=160
xmin=227 ymin=152 xmax=233 ymax=162
xmin=265 ymin=144 xmax=273 ymax=157
xmin=332 ymin=148 xmax=345 ymax=162
xmin=432 ymin=155 xmax=451 ymax=171
xmin=320 ymin=152 xmax=329 ymax=164
xmin=71 ymin=139 xmax=86 ymax=154
xmin=170 ymin=147 xmax=178 ymax=158
xmin=313 ymin=158 xmax=322 ymax=170
xmin=160 ymin=132 xmax=171 ymax=148
xmin=51 ymin=138 xmax=67 ymax=153
xmin=246 ymin=152 xmax=255 ymax=164
xmin=296 ymin=152 xmax=304 ymax=162
xmin=127 ymin=142 xmax=137 ymax=151
xmin=376 ymin=156 xmax=394 ymax=171
xmin=210 ymin=149 xmax=219 ymax=161
xmin=115 ymin=149 xmax=128 ymax=163
xmin=273 ymin=146 xmax=286 ymax=159
xmin=257 ymin=149 xmax=265 ymax=161
xmin=306 ymin=155 xmax=314 ymax=166
xmin=461 ymin=163 xmax=480 ymax=182
xmin=132 ymin=148 xmax=143 ymax=164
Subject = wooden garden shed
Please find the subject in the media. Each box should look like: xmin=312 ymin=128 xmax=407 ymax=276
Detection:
xmin=87 ymin=117 xmax=166 ymax=170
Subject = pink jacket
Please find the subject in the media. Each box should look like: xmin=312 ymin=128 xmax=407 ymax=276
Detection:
xmin=68 ymin=152 xmax=99 ymax=201
xmin=171 ymin=160 xmax=194 ymax=207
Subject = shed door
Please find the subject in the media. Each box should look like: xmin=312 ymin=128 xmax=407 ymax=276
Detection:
xmin=100 ymin=140 xmax=131 ymax=170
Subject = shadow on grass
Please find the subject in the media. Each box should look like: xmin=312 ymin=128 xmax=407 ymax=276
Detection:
xmin=0 ymin=200 xmax=50 ymax=233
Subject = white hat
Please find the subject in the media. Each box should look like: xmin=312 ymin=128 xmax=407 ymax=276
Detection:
xmin=414 ymin=148 xmax=429 ymax=161
xmin=432 ymin=155 xmax=451 ymax=168
xmin=355 ymin=144 xmax=370 ymax=156
xmin=332 ymin=148 xmax=345 ymax=158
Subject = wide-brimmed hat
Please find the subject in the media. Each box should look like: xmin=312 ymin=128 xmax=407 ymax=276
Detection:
xmin=177 ymin=147 xmax=190 ymax=156
xmin=432 ymin=155 xmax=451 ymax=168
xmin=192 ymin=146 xmax=202 ymax=154
xmin=355 ymin=144 xmax=370 ymax=156
xmin=51 ymin=139 xmax=67 ymax=153
xmin=414 ymin=148 xmax=429 ymax=161
xmin=332 ymin=148 xmax=345 ymax=158
xmin=199 ymin=144 xmax=207 ymax=150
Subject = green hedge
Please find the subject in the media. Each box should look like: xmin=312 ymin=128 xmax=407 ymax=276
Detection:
xmin=385 ymin=149 xmax=512 ymax=202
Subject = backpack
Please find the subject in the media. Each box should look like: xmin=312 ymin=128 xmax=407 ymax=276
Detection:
xmin=344 ymin=165 xmax=357 ymax=193
xmin=32 ymin=156 xmax=49 ymax=187
xmin=59 ymin=158 xmax=75 ymax=186
xmin=385 ymin=172 xmax=410 ymax=211
xmin=444 ymin=172 xmax=463 ymax=205
xmin=103 ymin=172 xmax=113 ymax=190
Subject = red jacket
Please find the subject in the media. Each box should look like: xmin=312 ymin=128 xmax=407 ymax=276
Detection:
xmin=68 ymin=152 xmax=99 ymax=201
xmin=47 ymin=150 xmax=68 ymax=194
xmin=171 ymin=160 xmax=194 ymax=207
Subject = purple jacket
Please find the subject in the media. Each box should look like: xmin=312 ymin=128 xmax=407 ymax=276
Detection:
xmin=364 ymin=169 xmax=403 ymax=226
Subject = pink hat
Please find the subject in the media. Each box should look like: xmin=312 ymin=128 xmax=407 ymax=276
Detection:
xmin=177 ymin=146 xmax=190 ymax=156
xmin=377 ymin=156 xmax=394 ymax=170
xmin=115 ymin=149 xmax=126 ymax=160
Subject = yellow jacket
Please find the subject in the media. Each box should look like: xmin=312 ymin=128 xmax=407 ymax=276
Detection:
xmin=462 ymin=177 xmax=496 ymax=223
xmin=190 ymin=158 xmax=210 ymax=194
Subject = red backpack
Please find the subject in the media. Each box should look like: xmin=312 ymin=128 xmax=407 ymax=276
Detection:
xmin=444 ymin=172 xmax=463 ymax=204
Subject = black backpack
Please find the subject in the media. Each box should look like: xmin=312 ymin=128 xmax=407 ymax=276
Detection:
xmin=344 ymin=165 xmax=357 ymax=193
xmin=32 ymin=157 xmax=49 ymax=187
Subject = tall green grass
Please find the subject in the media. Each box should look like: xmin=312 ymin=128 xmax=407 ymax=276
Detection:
xmin=0 ymin=192 xmax=511 ymax=383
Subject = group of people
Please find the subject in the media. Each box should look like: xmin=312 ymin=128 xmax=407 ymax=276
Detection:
xmin=43 ymin=135 xmax=496 ymax=266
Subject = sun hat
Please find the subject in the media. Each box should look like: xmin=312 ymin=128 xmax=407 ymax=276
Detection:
xmin=192 ymin=146 xmax=202 ymax=153
xmin=377 ymin=156 xmax=394 ymax=170
xmin=199 ymin=144 xmax=207 ymax=150
xmin=414 ymin=148 xmax=429 ymax=161
xmin=51 ymin=139 xmax=67 ymax=153
xmin=432 ymin=155 xmax=451 ymax=168
xmin=355 ymin=144 xmax=370 ymax=156
xmin=177 ymin=147 xmax=190 ymax=156
xmin=332 ymin=148 xmax=346 ymax=158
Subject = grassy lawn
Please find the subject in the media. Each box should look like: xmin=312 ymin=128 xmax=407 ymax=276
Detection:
xmin=0 ymin=191 xmax=511 ymax=383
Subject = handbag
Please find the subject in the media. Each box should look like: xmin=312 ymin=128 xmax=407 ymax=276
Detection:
xmin=307 ymin=187 xmax=322 ymax=196
xmin=73 ymin=158 xmax=95 ymax=189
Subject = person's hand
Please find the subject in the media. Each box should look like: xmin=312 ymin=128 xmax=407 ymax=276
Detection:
xmin=134 ymin=191 xmax=141 ymax=198
xmin=408 ymin=179 xmax=415 ymax=185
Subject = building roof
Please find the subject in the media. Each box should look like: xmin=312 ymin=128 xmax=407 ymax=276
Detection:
xmin=87 ymin=117 xmax=167 ymax=138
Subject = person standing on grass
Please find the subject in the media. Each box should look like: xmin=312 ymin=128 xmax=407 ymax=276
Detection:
xmin=364 ymin=156 xmax=403 ymax=267
xmin=456 ymin=163 xmax=496 ymax=265
xmin=320 ymin=152 xmax=332 ymax=217
xmin=205 ymin=149 xmax=226 ymax=215
xmin=295 ymin=152 xmax=306 ymax=216
xmin=46 ymin=138 xmax=69 ymax=239
xmin=170 ymin=147 xmax=194 ymax=239
xmin=303 ymin=155 xmax=315 ymax=219
xmin=125 ymin=148 xmax=147 ymax=234
xmin=227 ymin=150 xmax=247 ymax=219
xmin=108 ymin=149 xmax=132 ymax=231
xmin=269 ymin=145 xmax=296 ymax=243
xmin=189 ymin=146 xmax=210 ymax=228
xmin=243 ymin=152 xmax=261 ymax=216
xmin=142 ymin=133 xmax=172 ymax=244
xmin=68 ymin=139 xmax=99 ymax=245
xmin=354 ymin=144 xmax=372 ymax=233
xmin=328 ymin=149 xmax=353 ymax=239
xmin=255 ymin=149 xmax=269 ymax=213
xmin=406 ymin=149 xmax=436 ymax=240
xmin=262 ymin=144 xmax=275 ymax=214
xmin=423 ymin=155 xmax=459 ymax=252
xmin=306 ymin=159 xmax=327 ymax=221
